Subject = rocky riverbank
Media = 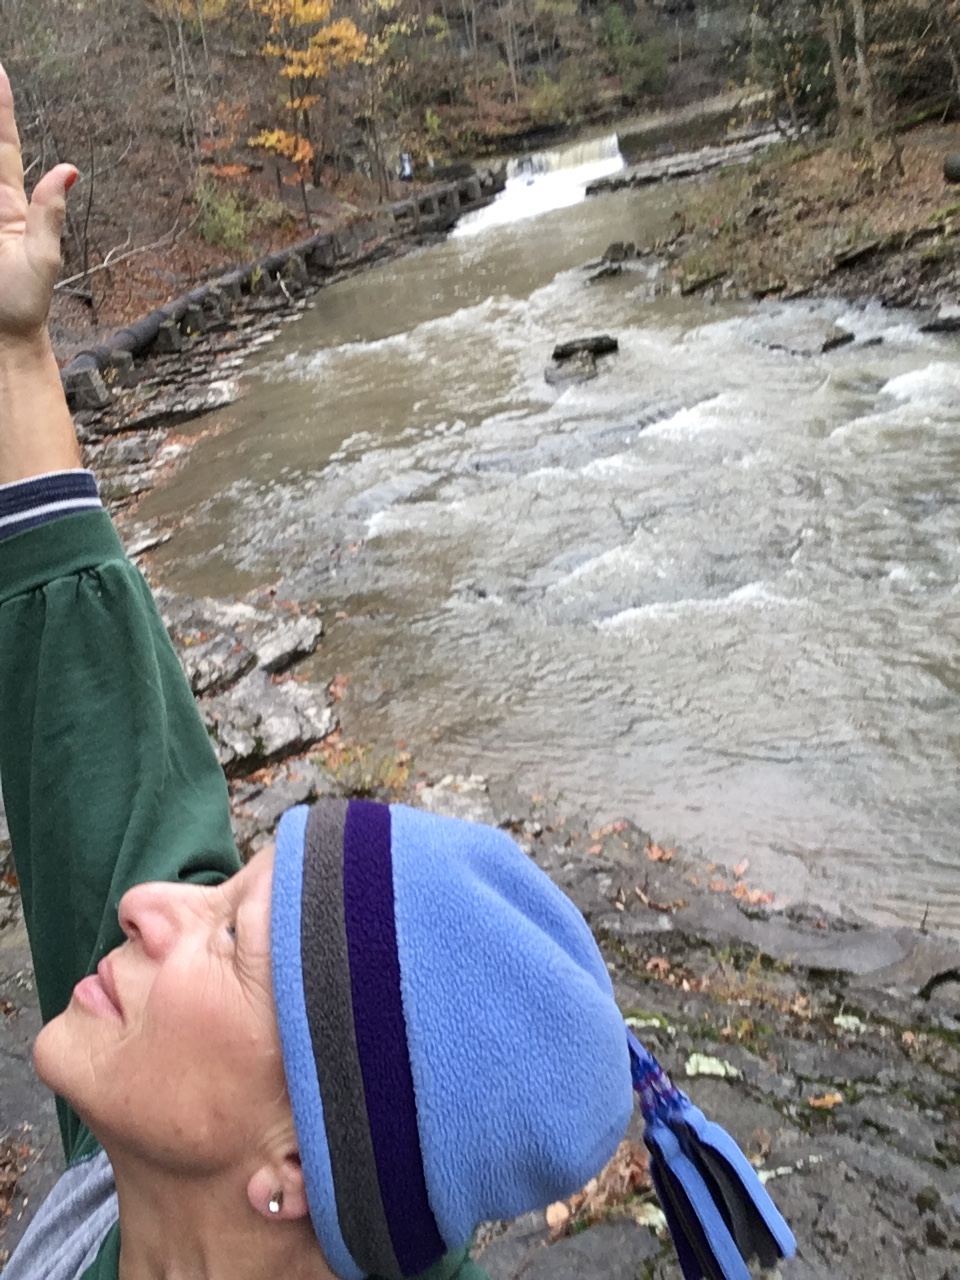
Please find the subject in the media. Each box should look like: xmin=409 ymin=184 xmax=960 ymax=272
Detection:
xmin=2 ymin=574 xmax=960 ymax=1273
xmin=633 ymin=124 xmax=960 ymax=314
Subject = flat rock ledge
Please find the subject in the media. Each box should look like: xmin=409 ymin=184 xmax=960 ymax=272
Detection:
xmin=155 ymin=587 xmax=334 ymax=785
xmin=586 ymin=132 xmax=780 ymax=196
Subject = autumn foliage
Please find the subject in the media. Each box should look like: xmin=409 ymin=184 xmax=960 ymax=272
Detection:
xmin=248 ymin=0 xmax=368 ymax=190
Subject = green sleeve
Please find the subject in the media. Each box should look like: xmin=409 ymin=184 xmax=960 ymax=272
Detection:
xmin=0 ymin=510 xmax=241 ymax=1161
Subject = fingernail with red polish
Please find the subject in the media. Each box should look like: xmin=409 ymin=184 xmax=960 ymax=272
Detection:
xmin=64 ymin=170 xmax=79 ymax=193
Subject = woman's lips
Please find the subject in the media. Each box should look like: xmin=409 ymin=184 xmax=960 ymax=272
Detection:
xmin=73 ymin=959 xmax=122 ymax=1020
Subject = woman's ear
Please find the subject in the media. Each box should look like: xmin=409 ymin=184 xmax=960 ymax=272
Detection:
xmin=247 ymin=1151 xmax=310 ymax=1222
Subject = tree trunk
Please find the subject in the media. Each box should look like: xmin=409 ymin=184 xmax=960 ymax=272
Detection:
xmin=847 ymin=0 xmax=874 ymax=137
xmin=499 ymin=0 xmax=519 ymax=104
xmin=935 ymin=7 xmax=960 ymax=110
xmin=822 ymin=3 xmax=853 ymax=138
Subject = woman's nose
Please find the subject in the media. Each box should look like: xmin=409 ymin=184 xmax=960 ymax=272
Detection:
xmin=117 ymin=881 xmax=197 ymax=959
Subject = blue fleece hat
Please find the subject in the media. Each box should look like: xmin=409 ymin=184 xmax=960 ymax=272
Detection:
xmin=270 ymin=799 xmax=634 ymax=1280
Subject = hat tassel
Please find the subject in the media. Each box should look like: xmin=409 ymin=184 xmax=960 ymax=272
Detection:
xmin=627 ymin=1029 xmax=796 ymax=1280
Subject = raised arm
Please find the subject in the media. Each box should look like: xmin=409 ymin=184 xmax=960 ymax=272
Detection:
xmin=0 ymin=63 xmax=241 ymax=1161
xmin=0 ymin=61 xmax=80 ymax=483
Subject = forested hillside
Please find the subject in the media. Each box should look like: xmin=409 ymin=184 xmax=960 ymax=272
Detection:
xmin=1 ymin=0 xmax=957 ymax=331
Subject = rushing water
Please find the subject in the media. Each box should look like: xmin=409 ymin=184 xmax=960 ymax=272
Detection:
xmin=141 ymin=132 xmax=960 ymax=934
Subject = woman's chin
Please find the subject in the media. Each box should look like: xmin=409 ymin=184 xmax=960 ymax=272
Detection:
xmin=33 ymin=1010 xmax=82 ymax=1098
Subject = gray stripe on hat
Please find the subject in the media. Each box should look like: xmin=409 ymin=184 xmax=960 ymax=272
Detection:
xmin=300 ymin=800 xmax=403 ymax=1280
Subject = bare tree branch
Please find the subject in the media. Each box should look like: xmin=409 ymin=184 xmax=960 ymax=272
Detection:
xmin=54 ymin=221 xmax=186 ymax=291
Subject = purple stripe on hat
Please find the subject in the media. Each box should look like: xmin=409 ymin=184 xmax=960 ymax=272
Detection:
xmin=343 ymin=800 xmax=447 ymax=1277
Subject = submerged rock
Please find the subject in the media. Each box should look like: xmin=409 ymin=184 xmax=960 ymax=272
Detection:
xmin=545 ymin=350 xmax=599 ymax=386
xmin=920 ymin=303 xmax=960 ymax=334
xmin=749 ymin=312 xmax=855 ymax=357
xmin=587 ymin=263 xmax=623 ymax=283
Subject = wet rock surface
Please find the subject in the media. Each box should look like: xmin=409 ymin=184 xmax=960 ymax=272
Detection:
xmin=586 ymin=132 xmax=780 ymax=196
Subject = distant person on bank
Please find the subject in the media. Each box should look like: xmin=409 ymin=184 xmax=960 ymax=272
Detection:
xmin=0 ymin=61 xmax=794 ymax=1280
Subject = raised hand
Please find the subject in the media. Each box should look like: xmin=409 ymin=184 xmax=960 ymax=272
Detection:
xmin=0 ymin=60 xmax=77 ymax=349
xmin=0 ymin=62 xmax=81 ymax=481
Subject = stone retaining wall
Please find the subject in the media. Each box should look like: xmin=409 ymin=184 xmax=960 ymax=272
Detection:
xmin=60 ymin=167 xmax=504 ymax=412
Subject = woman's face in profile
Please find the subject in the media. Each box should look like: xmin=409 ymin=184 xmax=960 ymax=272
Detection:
xmin=34 ymin=846 xmax=292 ymax=1173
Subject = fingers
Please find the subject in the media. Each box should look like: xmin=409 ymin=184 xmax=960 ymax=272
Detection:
xmin=24 ymin=165 xmax=78 ymax=282
xmin=0 ymin=61 xmax=25 ymax=197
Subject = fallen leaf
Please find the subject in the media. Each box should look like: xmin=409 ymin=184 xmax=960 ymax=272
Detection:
xmin=808 ymin=1091 xmax=843 ymax=1110
xmin=587 ymin=843 xmax=603 ymax=856
xmin=646 ymin=842 xmax=675 ymax=862
xmin=733 ymin=858 xmax=750 ymax=879
xmin=645 ymin=956 xmax=672 ymax=978
xmin=708 ymin=878 xmax=729 ymax=893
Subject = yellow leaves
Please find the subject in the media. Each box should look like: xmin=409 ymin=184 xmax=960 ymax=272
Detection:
xmin=251 ymin=0 xmax=337 ymax=31
xmin=285 ymin=94 xmax=321 ymax=111
xmin=248 ymin=128 xmax=315 ymax=166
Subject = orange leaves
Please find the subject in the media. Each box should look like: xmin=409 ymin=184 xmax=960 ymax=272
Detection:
xmin=588 ymin=819 xmax=627 ymax=856
xmin=808 ymin=1091 xmax=843 ymax=1110
xmin=591 ymin=820 xmax=627 ymax=840
xmin=701 ymin=858 xmax=775 ymax=908
xmin=545 ymin=1140 xmax=652 ymax=1239
xmin=731 ymin=882 xmax=775 ymax=908
xmin=647 ymin=841 xmax=675 ymax=862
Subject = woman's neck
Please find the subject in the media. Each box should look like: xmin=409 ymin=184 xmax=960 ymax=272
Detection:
xmin=110 ymin=1153 xmax=335 ymax=1280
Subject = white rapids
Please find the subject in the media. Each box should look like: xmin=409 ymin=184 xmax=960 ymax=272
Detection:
xmin=140 ymin=134 xmax=960 ymax=936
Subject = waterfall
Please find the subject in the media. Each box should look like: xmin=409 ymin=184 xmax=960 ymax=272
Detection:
xmin=505 ymin=132 xmax=623 ymax=179
xmin=453 ymin=133 xmax=624 ymax=237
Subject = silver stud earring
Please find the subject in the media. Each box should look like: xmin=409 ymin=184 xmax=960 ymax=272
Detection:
xmin=268 ymin=1192 xmax=283 ymax=1215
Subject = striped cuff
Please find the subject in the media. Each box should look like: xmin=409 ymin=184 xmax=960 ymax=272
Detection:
xmin=0 ymin=470 xmax=103 ymax=544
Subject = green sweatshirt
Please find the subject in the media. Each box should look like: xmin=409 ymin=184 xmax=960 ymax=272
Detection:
xmin=0 ymin=510 xmax=486 ymax=1280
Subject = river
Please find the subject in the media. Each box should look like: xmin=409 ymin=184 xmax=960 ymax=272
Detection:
xmin=139 ymin=133 xmax=960 ymax=935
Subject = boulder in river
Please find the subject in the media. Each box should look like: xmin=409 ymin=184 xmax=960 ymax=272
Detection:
xmin=546 ymin=334 xmax=619 ymax=387
xmin=601 ymin=241 xmax=636 ymax=263
xmin=920 ymin=303 xmax=960 ymax=333
xmin=587 ymin=263 xmax=623 ymax=283
xmin=552 ymin=334 xmax=619 ymax=361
